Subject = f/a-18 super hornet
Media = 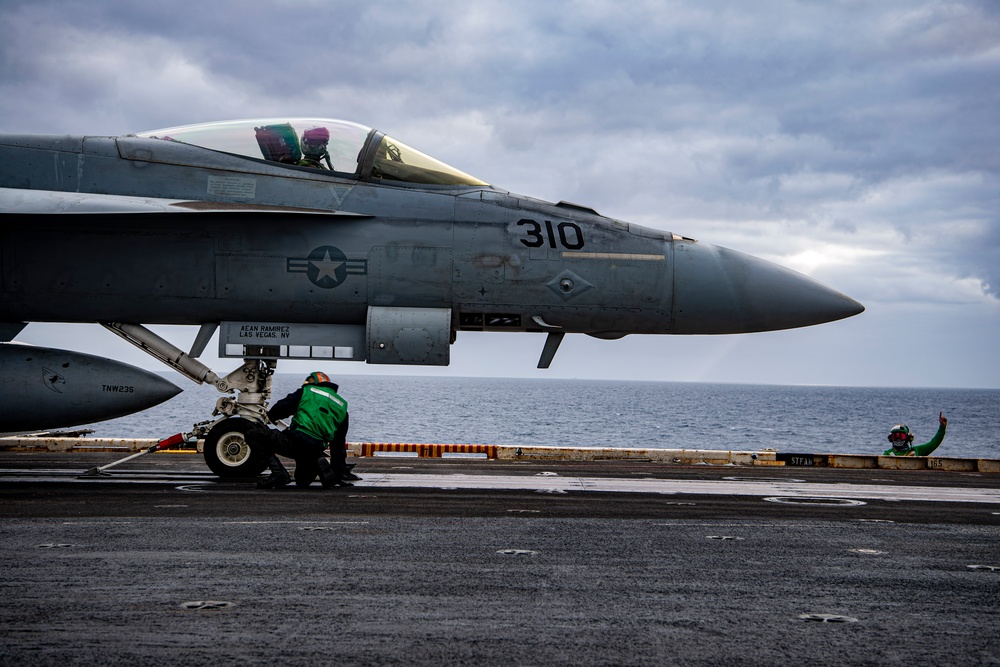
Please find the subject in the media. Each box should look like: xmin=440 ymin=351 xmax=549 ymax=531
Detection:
xmin=0 ymin=117 xmax=863 ymax=476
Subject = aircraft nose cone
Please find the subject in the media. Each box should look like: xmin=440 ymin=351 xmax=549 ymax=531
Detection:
xmin=671 ymin=241 xmax=864 ymax=334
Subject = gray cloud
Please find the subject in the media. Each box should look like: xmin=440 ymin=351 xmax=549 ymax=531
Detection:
xmin=2 ymin=0 xmax=997 ymax=386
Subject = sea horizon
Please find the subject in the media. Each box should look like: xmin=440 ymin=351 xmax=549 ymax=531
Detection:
xmin=64 ymin=374 xmax=999 ymax=460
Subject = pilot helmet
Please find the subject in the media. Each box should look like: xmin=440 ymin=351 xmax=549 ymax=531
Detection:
xmin=302 ymin=127 xmax=330 ymax=148
xmin=887 ymin=424 xmax=913 ymax=451
xmin=304 ymin=371 xmax=331 ymax=385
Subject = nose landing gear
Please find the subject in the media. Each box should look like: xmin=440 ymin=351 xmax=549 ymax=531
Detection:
xmin=101 ymin=322 xmax=277 ymax=479
xmin=193 ymin=357 xmax=277 ymax=478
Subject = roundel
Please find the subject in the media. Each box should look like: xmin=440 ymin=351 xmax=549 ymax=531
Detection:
xmin=287 ymin=245 xmax=367 ymax=289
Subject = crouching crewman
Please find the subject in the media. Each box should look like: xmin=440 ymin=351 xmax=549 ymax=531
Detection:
xmin=248 ymin=371 xmax=357 ymax=489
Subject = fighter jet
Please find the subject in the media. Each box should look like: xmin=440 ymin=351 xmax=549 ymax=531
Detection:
xmin=0 ymin=117 xmax=863 ymax=476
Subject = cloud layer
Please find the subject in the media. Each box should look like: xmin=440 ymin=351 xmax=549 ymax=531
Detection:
xmin=2 ymin=0 xmax=998 ymax=386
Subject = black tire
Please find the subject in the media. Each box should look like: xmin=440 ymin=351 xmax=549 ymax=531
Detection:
xmin=203 ymin=418 xmax=267 ymax=478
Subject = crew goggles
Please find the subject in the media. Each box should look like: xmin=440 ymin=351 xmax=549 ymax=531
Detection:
xmin=888 ymin=431 xmax=909 ymax=442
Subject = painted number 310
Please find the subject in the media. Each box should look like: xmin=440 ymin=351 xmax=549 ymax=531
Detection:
xmin=517 ymin=219 xmax=585 ymax=250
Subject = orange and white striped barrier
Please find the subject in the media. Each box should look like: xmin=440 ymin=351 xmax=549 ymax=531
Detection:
xmin=356 ymin=442 xmax=498 ymax=459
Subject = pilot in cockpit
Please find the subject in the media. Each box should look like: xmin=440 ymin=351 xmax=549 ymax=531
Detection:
xmin=298 ymin=127 xmax=333 ymax=170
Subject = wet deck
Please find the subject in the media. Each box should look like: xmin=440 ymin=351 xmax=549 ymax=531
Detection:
xmin=1 ymin=450 xmax=998 ymax=665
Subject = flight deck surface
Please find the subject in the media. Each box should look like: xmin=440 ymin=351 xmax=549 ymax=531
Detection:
xmin=2 ymin=451 xmax=999 ymax=666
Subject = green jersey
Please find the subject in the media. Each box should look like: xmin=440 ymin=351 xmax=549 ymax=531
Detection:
xmin=293 ymin=384 xmax=348 ymax=442
xmin=883 ymin=423 xmax=946 ymax=457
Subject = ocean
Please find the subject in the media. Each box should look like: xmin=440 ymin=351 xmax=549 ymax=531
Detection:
xmin=76 ymin=375 xmax=1000 ymax=459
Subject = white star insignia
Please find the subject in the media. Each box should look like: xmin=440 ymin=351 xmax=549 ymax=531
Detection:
xmin=310 ymin=249 xmax=344 ymax=283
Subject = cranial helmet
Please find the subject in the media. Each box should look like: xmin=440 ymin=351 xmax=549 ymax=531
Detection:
xmin=888 ymin=424 xmax=914 ymax=451
xmin=305 ymin=371 xmax=330 ymax=385
xmin=302 ymin=127 xmax=330 ymax=145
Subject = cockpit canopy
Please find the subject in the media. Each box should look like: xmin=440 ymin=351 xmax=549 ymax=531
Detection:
xmin=136 ymin=118 xmax=488 ymax=187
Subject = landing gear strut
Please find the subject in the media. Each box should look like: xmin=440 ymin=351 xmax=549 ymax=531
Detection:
xmin=195 ymin=357 xmax=276 ymax=478
xmin=101 ymin=322 xmax=277 ymax=479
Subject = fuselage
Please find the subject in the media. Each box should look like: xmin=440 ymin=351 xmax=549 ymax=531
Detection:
xmin=0 ymin=119 xmax=863 ymax=348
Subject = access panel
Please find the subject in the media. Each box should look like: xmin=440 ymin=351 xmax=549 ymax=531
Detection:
xmin=367 ymin=306 xmax=451 ymax=365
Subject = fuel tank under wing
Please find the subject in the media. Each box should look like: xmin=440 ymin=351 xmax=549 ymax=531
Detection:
xmin=0 ymin=343 xmax=182 ymax=432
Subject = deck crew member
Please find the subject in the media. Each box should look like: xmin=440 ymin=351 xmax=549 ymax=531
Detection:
xmin=248 ymin=371 xmax=356 ymax=489
xmin=883 ymin=412 xmax=948 ymax=457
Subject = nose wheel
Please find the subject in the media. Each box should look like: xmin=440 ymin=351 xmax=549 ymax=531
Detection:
xmin=202 ymin=417 xmax=267 ymax=478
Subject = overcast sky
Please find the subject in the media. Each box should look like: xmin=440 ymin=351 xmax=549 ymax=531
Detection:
xmin=2 ymin=0 xmax=998 ymax=388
